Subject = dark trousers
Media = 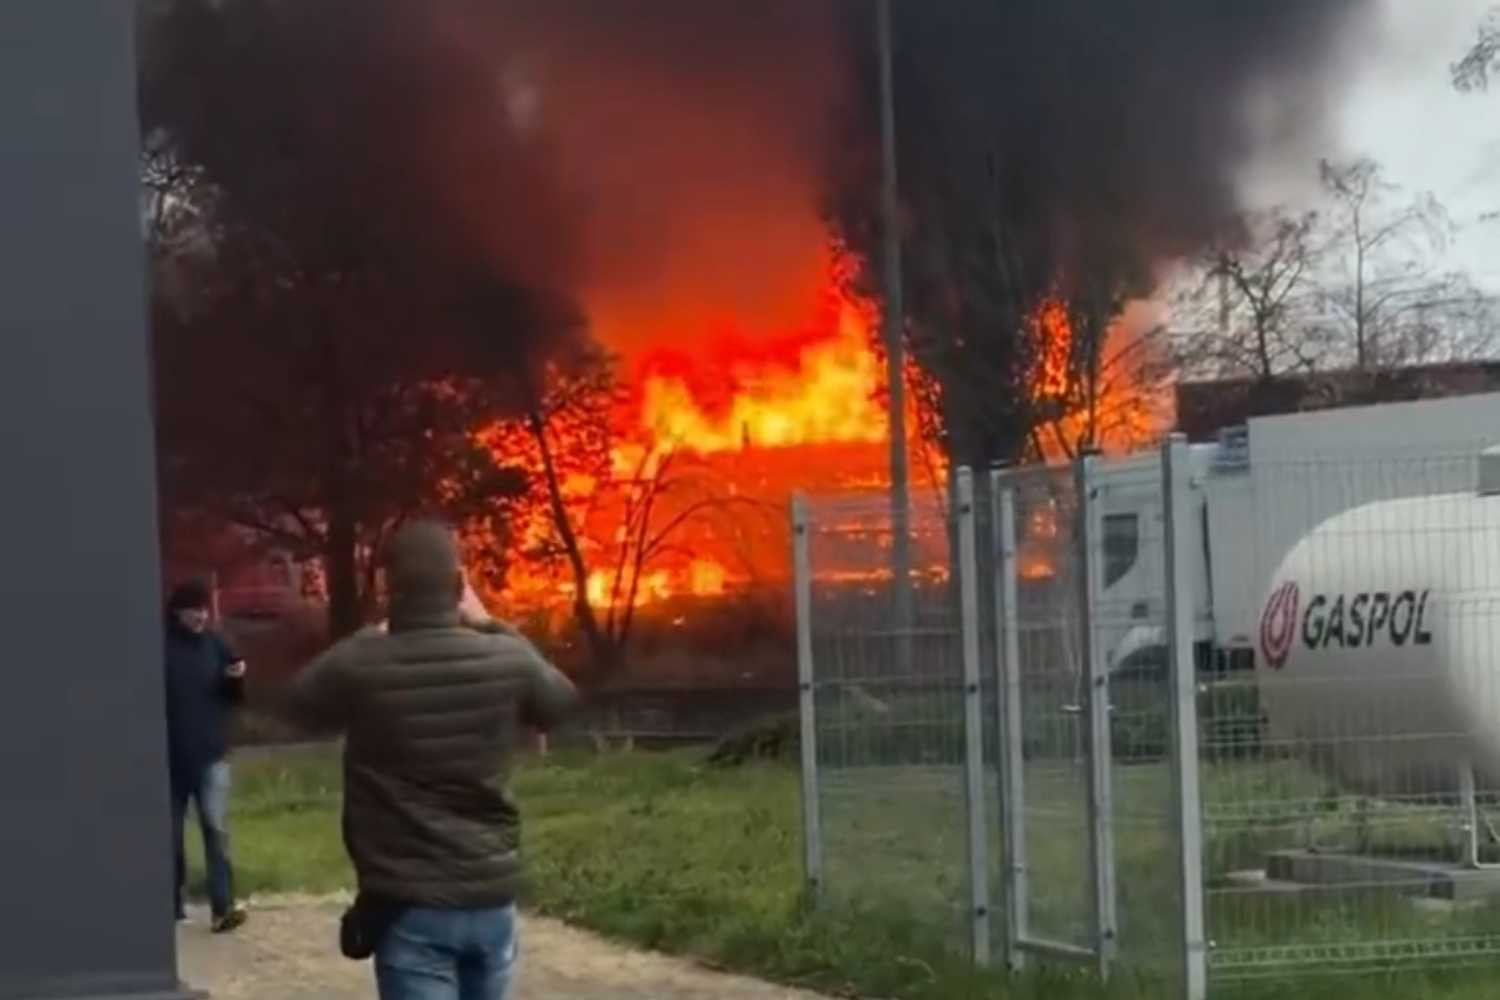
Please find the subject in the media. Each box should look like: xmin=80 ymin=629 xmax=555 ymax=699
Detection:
xmin=171 ymin=758 xmax=235 ymax=918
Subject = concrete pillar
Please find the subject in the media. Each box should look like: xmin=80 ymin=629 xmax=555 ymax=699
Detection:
xmin=0 ymin=3 xmax=197 ymax=997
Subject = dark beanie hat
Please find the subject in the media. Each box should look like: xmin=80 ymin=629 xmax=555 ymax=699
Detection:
xmin=168 ymin=578 xmax=212 ymax=612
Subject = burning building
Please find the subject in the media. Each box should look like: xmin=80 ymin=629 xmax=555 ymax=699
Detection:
xmin=491 ymin=248 xmax=944 ymax=617
xmin=143 ymin=0 xmax=1377 ymax=641
xmin=448 ymin=0 xmax=1371 ymax=617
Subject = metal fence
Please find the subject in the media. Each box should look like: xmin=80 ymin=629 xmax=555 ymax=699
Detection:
xmin=795 ymin=435 xmax=1500 ymax=998
xmin=795 ymin=488 xmax=977 ymax=948
xmin=1200 ymin=446 xmax=1500 ymax=983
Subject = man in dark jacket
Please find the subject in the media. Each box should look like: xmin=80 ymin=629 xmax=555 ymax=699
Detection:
xmin=163 ymin=578 xmax=248 ymax=932
xmin=288 ymin=520 xmax=577 ymax=1000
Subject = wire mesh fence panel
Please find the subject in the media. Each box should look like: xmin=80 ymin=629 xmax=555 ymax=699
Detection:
xmin=803 ymin=490 xmax=971 ymax=941
xmin=974 ymin=472 xmax=1013 ymax=966
xmin=1201 ymin=449 xmax=1500 ymax=983
xmin=1085 ymin=455 xmax=1182 ymax=982
xmin=1002 ymin=465 xmax=1100 ymax=955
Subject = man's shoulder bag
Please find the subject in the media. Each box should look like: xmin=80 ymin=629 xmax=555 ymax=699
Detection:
xmin=339 ymin=893 xmax=403 ymax=960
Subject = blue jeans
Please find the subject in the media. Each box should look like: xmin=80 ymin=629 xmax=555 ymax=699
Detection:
xmin=375 ymin=905 xmax=518 ymax=1000
xmin=171 ymin=758 xmax=235 ymax=918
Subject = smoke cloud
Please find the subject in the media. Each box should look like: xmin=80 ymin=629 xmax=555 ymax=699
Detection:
xmin=457 ymin=2 xmax=850 ymax=353
xmin=145 ymin=1 xmax=1374 ymax=357
xmin=301 ymin=0 xmax=848 ymax=353
xmin=859 ymin=1 xmax=1373 ymax=283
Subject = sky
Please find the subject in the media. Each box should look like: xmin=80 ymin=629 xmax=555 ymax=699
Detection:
xmin=1244 ymin=0 xmax=1500 ymax=289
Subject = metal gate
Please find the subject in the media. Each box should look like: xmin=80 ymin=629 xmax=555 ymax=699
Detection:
xmin=992 ymin=463 xmax=1105 ymax=967
xmin=795 ymin=438 xmax=1208 ymax=996
xmin=988 ymin=448 xmax=1200 ymax=989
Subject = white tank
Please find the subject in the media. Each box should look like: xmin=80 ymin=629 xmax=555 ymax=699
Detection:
xmin=1256 ymin=452 xmax=1500 ymax=798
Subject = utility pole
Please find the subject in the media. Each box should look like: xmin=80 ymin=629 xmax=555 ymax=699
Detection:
xmin=878 ymin=0 xmax=914 ymax=658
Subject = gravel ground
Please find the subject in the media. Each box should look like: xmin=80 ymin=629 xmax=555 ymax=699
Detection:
xmin=176 ymin=895 xmax=831 ymax=1000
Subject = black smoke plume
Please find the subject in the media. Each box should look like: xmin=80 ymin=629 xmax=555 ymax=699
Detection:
xmin=829 ymin=0 xmax=1373 ymax=466
xmin=141 ymin=0 xmax=1371 ymax=378
xmin=889 ymin=1 xmax=1371 ymax=258
xmin=140 ymin=0 xmax=851 ymax=354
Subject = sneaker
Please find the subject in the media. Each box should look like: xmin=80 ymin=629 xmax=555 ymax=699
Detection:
xmin=211 ymin=904 xmax=248 ymax=934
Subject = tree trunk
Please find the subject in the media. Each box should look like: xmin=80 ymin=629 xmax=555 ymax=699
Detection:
xmin=528 ymin=408 xmax=615 ymax=674
xmin=321 ymin=361 xmax=362 ymax=640
xmin=325 ymin=491 xmax=362 ymax=639
xmin=1354 ymin=240 xmax=1367 ymax=369
xmin=1255 ymin=317 xmax=1273 ymax=380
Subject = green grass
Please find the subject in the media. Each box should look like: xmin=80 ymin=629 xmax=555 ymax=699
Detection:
xmin=183 ymin=746 xmax=350 ymax=896
xmin=186 ymin=747 xmax=1500 ymax=999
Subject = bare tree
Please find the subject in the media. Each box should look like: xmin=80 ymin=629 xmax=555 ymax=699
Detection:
xmin=494 ymin=348 xmax=618 ymax=669
xmin=485 ymin=349 xmax=767 ymax=678
xmin=1170 ymin=160 xmax=1498 ymax=386
xmin=1316 ymin=158 xmax=1489 ymax=369
xmin=1172 ymin=208 xmax=1326 ymax=380
xmin=1036 ymin=316 xmax=1170 ymax=461
xmin=1011 ymin=286 xmax=1164 ymax=461
xmin=1454 ymin=6 xmax=1500 ymax=92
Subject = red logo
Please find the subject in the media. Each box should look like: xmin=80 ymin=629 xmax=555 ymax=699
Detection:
xmin=1260 ymin=580 xmax=1300 ymax=670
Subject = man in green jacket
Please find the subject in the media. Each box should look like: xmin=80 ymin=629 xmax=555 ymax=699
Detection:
xmin=289 ymin=520 xmax=577 ymax=1000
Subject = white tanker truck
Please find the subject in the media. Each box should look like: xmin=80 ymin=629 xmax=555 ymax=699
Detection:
xmin=1092 ymin=390 xmax=1500 ymax=802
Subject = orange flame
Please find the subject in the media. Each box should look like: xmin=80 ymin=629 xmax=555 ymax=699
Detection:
xmin=485 ymin=248 xmax=932 ymax=615
xmin=481 ymin=259 xmax=1161 ymax=614
xmin=1033 ymin=298 xmax=1073 ymax=402
xmin=1019 ymin=503 xmax=1061 ymax=581
xmin=637 ymin=306 xmax=885 ymax=452
xmin=1031 ymin=297 xmax=1165 ymax=462
xmin=630 ymin=251 xmax=889 ymax=454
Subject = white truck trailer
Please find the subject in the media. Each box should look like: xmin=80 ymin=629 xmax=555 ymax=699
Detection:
xmin=1092 ymin=391 xmax=1500 ymax=797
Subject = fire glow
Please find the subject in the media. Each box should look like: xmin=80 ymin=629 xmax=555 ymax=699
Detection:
xmin=493 ymin=248 xmax=932 ymax=614
xmin=627 ymin=250 xmax=887 ymax=455
xmin=636 ymin=312 xmax=886 ymax=453
xmin=490 ymin=249 xmax=1156 ymax=613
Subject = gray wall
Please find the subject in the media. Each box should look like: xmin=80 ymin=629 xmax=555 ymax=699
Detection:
xmin=0 ymin=3 xmax=188 ymax=997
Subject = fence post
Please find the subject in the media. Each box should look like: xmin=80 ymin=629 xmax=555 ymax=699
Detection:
xmin=792 ymin=494 xmax=823 ymax=904
xmin=1162 ymin=435 xmax=1208 ymax=1000
xmin=956 ymin=468 xmax=992 ymax=964
xmin=991 ymin=469 xmax=1028 ymax=972
xmin=1075 ymin=451 xmax=1118 ymax=976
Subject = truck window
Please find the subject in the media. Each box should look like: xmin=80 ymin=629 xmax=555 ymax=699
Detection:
xmin=1103 ymin=513 xmax=1139 ymax=587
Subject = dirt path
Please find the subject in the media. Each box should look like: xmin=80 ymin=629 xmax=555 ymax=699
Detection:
xmin=176 ymin=895 xmax=830 ymax=1000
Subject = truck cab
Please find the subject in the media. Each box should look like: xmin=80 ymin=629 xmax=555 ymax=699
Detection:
xmin=1090 ymin=442 xmax=1219 ymax=676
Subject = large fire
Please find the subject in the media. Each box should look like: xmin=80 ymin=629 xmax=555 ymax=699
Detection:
xmin=488 ymin=248 xmax=933 ymax=616
xmin=635 ymin=307 xmax=886 ymax=453
xmin=484 ymin=248 xmax=1162 ymax=616
xmin=624 ymin=249 xmax=888 ymax=454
